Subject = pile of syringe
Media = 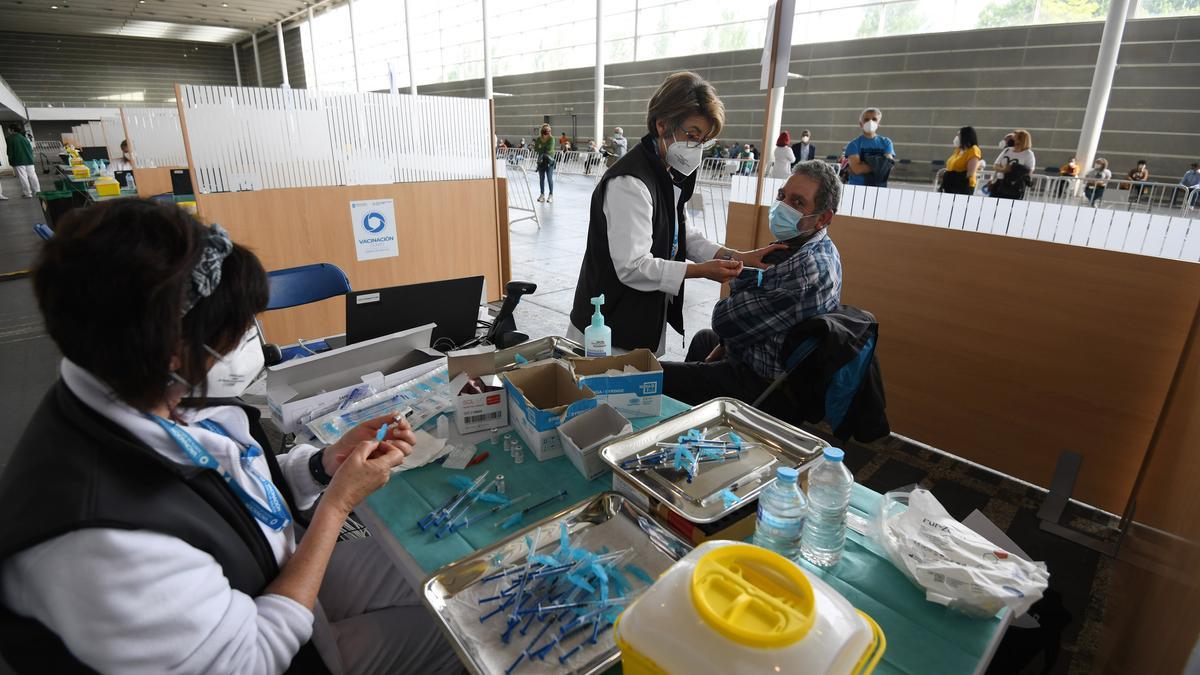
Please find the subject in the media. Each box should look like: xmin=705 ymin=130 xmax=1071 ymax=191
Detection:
xmin=618 ymin=428 xmax=755 ymax=483
xmin=476 ymin=523 xmax=654 ymax=674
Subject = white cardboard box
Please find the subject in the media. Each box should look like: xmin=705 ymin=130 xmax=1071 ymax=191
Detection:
xmin=502 ymin=361 xmax=597 ymax=461
xmin=446 ymin=347 xmax=509 ymax=434
xmin=266 ymin=324 xmax=442 ymax=433
xmin=557 ymin=403 xmax=633 ymax=480
xmin=568 ymin=349 xmax=663 ymax=418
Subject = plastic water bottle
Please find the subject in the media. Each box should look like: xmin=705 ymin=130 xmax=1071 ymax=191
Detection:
xmin=752 ymin=466 xmax=808 ymax=561
xmin=801 ymin=447 xmax=854 ymax=568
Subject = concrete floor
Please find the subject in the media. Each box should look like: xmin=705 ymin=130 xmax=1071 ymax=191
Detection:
xmin=505 ymin=171 xmax=727 ymax=363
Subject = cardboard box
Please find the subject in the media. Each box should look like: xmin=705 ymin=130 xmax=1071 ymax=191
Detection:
xmin=557 ymin=403 xmax=632 ymax=480
xmin=266 ymin=324 xmax=441 ymax=433
xmin=568 ymin=349 xmax=663 ymax=418
xmin=446 ymin=347 xmax=508 ymax=434
xmin=502 ymin=361 xmax=597 ymax=461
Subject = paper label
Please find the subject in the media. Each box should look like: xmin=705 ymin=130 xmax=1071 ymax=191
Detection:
xmin=441 ymin=443 xmax=478 ymax=470
xmin=350 ymin=198 xmax=399 ymax=261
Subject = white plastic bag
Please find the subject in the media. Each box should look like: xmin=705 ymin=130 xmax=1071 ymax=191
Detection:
xmin=877 ymin=487 xmax=1049 ymax=619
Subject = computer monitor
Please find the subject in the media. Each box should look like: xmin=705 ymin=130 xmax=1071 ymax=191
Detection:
xmin=170 ymin=169 xmax=192 ymax=195
xmin=346 ymin=276 xmax=485 ymax=350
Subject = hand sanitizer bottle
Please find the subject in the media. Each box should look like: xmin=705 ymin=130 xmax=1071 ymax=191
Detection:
xmin=583 ymin=294 xmax=611 ymax=357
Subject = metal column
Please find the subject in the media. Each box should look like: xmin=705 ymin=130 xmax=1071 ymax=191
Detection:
xmin=594 ymin=0 xmax=604 ymax=145
xmin=251 ymin=32 xmax=263 ymax=86
xmin=276 ymin=22 xmax=289 ymax=87
xmin=482 ymin=0 xmax=493 ymax=99
xmin=232 ymin=43 xmax=242 ymax=86
xmin=404 ymin=0 xmax=417 ymax=95
xmin=1072 ymin=0 xmax=1130 ymax=174
xmin=347 ymin=0 xmax=361 ymax=92
xmin=307 ymin=7 xmax=320 ymax=90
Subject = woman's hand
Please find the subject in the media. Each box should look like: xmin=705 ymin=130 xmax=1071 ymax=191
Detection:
xmin=322 ymin=440 xmax=407 ymax=516
xmin=735 ymin=244 xmax=789 ymax=269
xmin=687 ymin=259 xmax=742 ymax=283
xmin=323 ymin=413 xmax=416 ymax=476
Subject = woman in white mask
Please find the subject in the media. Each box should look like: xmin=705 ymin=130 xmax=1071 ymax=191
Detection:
xmin=110 ymin=139 xmax=135 ymax=171
xmin=568 ymin=71 xmax=784 ymax=355
xmin=0 ymin=199 xmax=460 ymax=674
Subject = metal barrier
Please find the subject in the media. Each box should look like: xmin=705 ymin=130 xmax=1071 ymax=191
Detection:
xmin=687 ymin=182 xmax=730 ymax=242
xmin=503 ymin=164 xmax=539 ymax=229
xmin=949 ymin=170 xmax=1196 ymax=216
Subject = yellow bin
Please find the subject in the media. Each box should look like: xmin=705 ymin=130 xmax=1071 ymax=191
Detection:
xmin=615 ymin=540 xmax=885 ymax=675
xmin=94 ymin=177 xmax=120 ymax=197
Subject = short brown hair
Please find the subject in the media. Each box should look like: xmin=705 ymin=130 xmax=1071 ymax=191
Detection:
xmin=1094 ymin=157 xmax=1108 ymax=170
xmin=646 ymin=71 xmax=724 ymax=140
xmin=1012 ymin=129 xmax=1032 ymax=152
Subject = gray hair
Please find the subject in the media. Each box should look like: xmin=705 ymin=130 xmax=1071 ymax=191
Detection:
xmin=860 ymin=107 xmax=882 ymax=122
xmin=790 ymin=160 xmax=842 ymax=215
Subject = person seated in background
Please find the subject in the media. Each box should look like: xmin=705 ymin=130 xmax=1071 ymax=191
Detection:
xmin=110 ymin=140 xmax=135 ymax=172
xmin=558 ymin=132 xmax=571 ymax=152
xmin=1084 ymin=158 xmax=1112 ymax=207
xmin=989 ymin=129 xmax=1036 ymax=200
xmin=1057 ymin=156 xmax=1079 ymax=198
xmin=844 ymin=108 xmax=895 ymax=187
xmin=1126 ymin=159 xmax=1150 ymax=203
xmin=662 ymin=160 xmax=842 ymax=405
xmin=737 ymin=143 xmax=755 ymax=175
xmin=941 ymin=126 xmax=982 ymax=195
xmin=1174 ymin=162 xmax=1200 ymax=208
xmin=791 ymin=129 xmax=816 ymax=166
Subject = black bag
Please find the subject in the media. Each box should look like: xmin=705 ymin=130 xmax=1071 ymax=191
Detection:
xmin=940 ymin=169 xmax=971 ymax=194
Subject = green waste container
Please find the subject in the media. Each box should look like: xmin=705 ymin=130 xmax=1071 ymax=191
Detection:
xmin=38 ymin=190 xmax=88 ymax=229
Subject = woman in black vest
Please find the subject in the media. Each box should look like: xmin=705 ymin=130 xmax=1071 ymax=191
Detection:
xmin=568 ymin=72 xmax=785 ymax=355
xmin=0 ymin=200 xmax=458 ymax=674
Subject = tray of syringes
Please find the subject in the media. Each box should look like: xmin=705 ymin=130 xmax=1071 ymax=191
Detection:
xmin=422 ymin=491 xmax=692 ymax=675
xmin=598 ymin=397 xmax=828 ymax=524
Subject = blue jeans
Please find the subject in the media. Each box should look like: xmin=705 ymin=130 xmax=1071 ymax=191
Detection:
xmin=538 ymin=166 xmax=554 ymax=196
xmin=1085 ymin=185 xmax=1105 ymax=206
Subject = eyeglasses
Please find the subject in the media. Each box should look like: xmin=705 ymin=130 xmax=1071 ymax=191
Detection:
xmin=674 ymin=128 xmax=716 ymax=150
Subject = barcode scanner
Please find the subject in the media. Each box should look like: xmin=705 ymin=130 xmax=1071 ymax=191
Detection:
xmin=486 ymin=280 xmax=537 ymax=348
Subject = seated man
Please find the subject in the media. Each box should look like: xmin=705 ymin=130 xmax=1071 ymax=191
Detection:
xmin=662 ymin=160 xmax=842 ymax=405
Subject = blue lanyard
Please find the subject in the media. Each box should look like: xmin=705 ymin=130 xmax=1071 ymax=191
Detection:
xmin=147 ymin=415 xmax=292 ymax=531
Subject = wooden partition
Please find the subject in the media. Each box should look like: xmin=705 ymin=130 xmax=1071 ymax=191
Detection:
xmin=726 ymin=204 xmax=1200 ymax=513
xmin=196 ymin=179 xmax=501 ymax=344
xmin=132 ymin=166 xmax=185 ymax=198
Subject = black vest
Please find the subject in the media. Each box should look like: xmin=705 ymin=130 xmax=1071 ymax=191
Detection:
xmin=570 ymin=133 xmax=694 ymax=351
xmin=0 ymin=381 xmax=329 ymax=674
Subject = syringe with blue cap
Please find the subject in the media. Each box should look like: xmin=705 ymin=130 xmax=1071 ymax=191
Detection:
xmin=417 ymin=471 xmax=490 ymax=531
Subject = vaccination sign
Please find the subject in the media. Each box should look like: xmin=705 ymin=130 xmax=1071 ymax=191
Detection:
xmin=350 ymin=198 xmax=399 ymax=261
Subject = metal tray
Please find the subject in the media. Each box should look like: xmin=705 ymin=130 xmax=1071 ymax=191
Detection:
xmin=422 ymin=492 xmax=692 ymax=675
xmin=492 ymin=336 xmax=584 ymax=373
xmin=599 ymin=397 xmax=827 ymax=524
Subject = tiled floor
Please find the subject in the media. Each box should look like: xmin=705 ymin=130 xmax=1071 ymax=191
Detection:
xmin=506 ymin=172 xmax=725 ymax=362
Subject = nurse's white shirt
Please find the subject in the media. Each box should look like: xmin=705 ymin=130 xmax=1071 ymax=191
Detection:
xmin=0 ymin=359 xmax=327 ymax=675
xmin=567 ymin=175 xmax=722 ymax=355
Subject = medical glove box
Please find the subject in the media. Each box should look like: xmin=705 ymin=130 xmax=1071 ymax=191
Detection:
xmin=501 ymin=361 xmax=597 ymax=462
xmin=557 ymin=403 xmax=632 ymax=480
xmin=266 ymin=324 xmax=442 ymax=433
xmin=446 ymin=348 xmax=509 ymax=435
xmin=567 ymin=349 xmax=663 ymax=418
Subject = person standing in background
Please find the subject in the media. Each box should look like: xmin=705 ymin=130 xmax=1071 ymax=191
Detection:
xmin=940 ymin=126 xmax=982 ymax=195
xmin=770 ymin=131 xmax=795 ymax=179
xmin=534 ymin=123 xmax=557 ymax=204
xmin=1126 ymin=159 xmax=1149 ymax=204
xmin=844 ymin=108 xmax=895 ymax=187
xmin=611 ymin=127 xmax=628 ymax=158
xmin=1084 ymin=158 xmax=1112 ymax=207
xmin=110 ymin=140 xmax=135 ymax=172
xmin=558 ymin=132 xmax=571 ymax=153
xmin=4 ymin=124 xmax=38 ymax=199
xmin=989 ymin=129 xmax=1036 ymax=200
xmin=791 ymin=129 xmax=816 ymax=166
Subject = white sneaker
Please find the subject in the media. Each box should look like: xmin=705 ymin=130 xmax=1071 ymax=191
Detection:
xmin=547 ymin=195 xmax=554 ymax=203
xmin=537 ymin=195 xmax=545 ymax=203
xmin=0 ymin=195 xmax=8 ymax=200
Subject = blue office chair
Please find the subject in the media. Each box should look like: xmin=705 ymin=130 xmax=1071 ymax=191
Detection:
xmin=258 ymin=263 xmax=352 ymax=364
xmin=33 ymin=223 xmax=53 ymax=241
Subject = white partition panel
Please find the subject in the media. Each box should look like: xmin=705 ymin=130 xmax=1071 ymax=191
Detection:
xmin=101 ymin=118 xmax=125 ymax=161
xmin=1084 ymin=209 xmax=1113 ymax=248
xmin=894 ymin=189 xmax=913 ymax=224
xmin=123 ymin=107 xmax=188 ymax=169
xmin=1023 ymin=203 xmax=1047 ymax=240
xmin=1124 ymin=213 xmax=1152 ymax=253
xmin=841 ymin=184 xmax=857 ymax=213
xmin=178 ymin=85 xmax=491 ymax=193
xmin=1142 ymin=215 xmax=1172 ymax=257
xmin=989 ymin=198 xmax=1012 ymax=235
xmin=1180 ymin=221 xmax=1200 ymax=262
xmin=1161 ymin=217 xmax=1190 ymax=259
xmin=974 ymin=197 xmax=995 ymax=233
xmin=1007 ymin=201 xmax=1029 ymax=237
xmin=1105 ymin=211 xmax=1134 ymax=250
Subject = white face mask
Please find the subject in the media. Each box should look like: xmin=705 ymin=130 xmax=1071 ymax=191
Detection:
xmin=664 ymin=134 xmax=704 ymax=176
xmin=862 ymin=119 xmax=879 ymax=133
xmin=953 ymin=135 xmax=960 ymax=147
xmin=202 ymin=326 xmax=264 ymax=398
xmin=800 ymin=136 xmax=810 ymax=143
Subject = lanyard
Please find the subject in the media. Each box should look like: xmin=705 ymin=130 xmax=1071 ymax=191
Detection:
xmin=147 ymin=415 xmax=292 ymax=531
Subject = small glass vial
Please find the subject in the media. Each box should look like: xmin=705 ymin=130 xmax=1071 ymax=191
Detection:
xmin=495 ymin=474 xmax=506 ymax=494
xmin=512 ymin=446 xmax=524 ymax=464
xmin=490 ymin=428 xmax=500 ymax=446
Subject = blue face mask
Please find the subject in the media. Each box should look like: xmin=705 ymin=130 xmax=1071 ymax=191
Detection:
xmin=769 ymin=200 xmax=821 ymax=241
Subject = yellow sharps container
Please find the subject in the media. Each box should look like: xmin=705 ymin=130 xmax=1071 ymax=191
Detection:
xmin=615 ymin=540 xmax=885 ymax=675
